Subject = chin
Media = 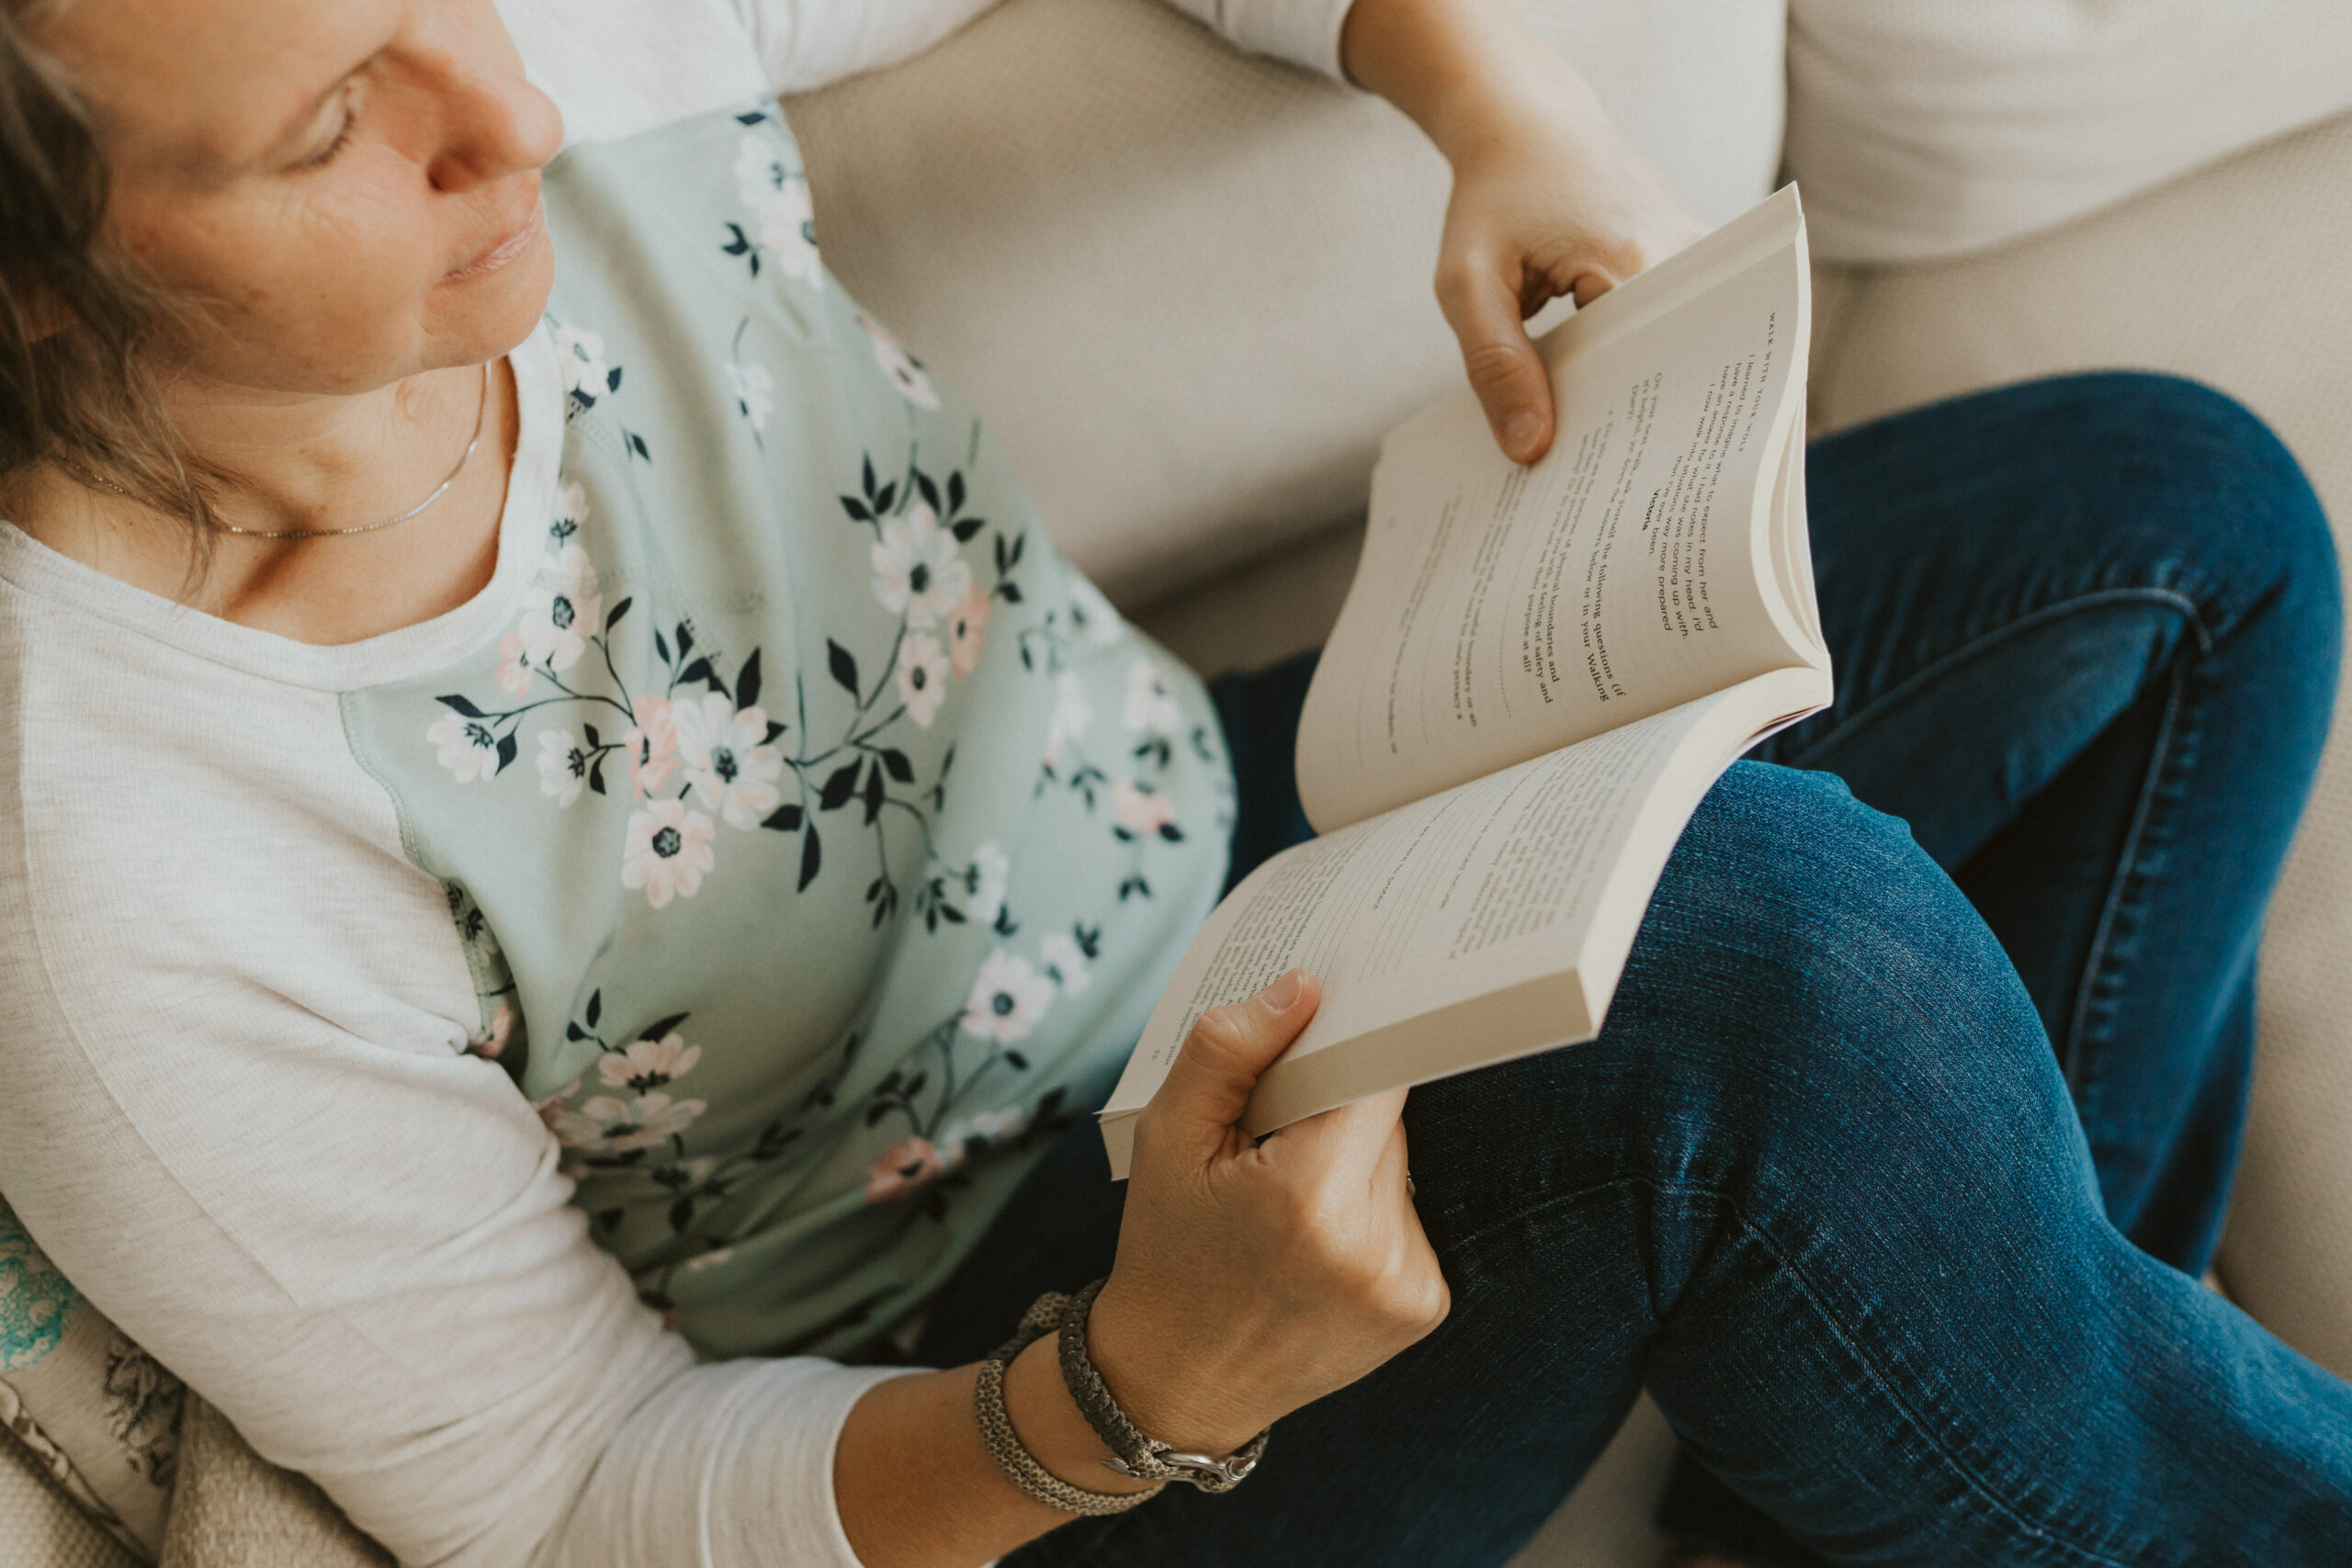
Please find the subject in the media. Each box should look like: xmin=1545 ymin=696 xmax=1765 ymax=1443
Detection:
xmin=431 ymin=226 xmax=559 ymax=368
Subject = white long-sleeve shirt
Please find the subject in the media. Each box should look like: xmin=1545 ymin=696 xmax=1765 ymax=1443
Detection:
xmin=0 ymin=5 xmax=1351 ymax=1566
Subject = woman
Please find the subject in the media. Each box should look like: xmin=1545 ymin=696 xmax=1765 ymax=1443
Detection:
xmin=0 ymin=1 xmax=2343 ymax=1565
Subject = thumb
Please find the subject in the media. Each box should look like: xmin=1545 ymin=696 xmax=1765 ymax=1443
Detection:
xmin=1143 ymin=971 xmax=1321 ymax=1166
xmin=1436 ymin=255 xmax=1557 ymax=464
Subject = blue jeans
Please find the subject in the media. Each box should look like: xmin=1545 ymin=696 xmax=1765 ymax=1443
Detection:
xmin=914 ymin=375 xmax=2352 ymax=1562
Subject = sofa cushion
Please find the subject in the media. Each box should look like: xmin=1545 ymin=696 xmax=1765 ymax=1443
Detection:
xmin=785 ymin=0 xmax=1786 ymax=604
xmin=1787 ymin=0 xmax=2352 ymax=263
xmin=1805 ymin=107 xmax=2352 ymax=1380
xmin=0 ymin=1432 xmax=135 ymax=1568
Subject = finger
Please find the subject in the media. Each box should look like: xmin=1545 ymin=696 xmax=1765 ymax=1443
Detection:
xmin=1262 ymin=1086 xmax=1407 ymax=1190
xmin=1570 ymin=267 xmax=1620 ymax=309
xmin=1144 ymin=971 xmax=1322 ymax=1165
xmin=1435 ymin=253 xmax=1557 ymax=464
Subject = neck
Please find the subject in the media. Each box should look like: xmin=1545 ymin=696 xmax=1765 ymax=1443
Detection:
xmin=170 ymin=362 xmax=485 ymax=534
xmin=8 ymin=355 xmax=518 ymax=640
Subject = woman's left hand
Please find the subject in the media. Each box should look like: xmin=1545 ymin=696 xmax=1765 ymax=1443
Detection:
xmin=1343 ymin=0 xmax=1710 ymax=464
xmin=1432 ymin=112 xmax=1706 ymax=463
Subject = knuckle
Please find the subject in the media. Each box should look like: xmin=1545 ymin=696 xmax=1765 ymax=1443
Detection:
xmin=1373 ymin=1261 xmax=1448 ymax=1338
xmin=1187 ymin=1005 xmax=1252 ymax=1060
xmin=1459 ymin=338 xmax=1531 ymax=392
xmin=1430 ymin=260 xmax=1482 ymax=310
xmin=1408 ymin=1275 xmax=1452 ymax=1337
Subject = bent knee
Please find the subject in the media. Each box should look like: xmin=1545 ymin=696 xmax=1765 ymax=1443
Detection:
xmin=2086 ymin=376 xmax=2335 ymax=608
xmin=1622 ymin=762 xmax=2047 ymax=1082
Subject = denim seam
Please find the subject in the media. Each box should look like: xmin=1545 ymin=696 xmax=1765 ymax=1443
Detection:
xmin=1782 ymin=586 xmax=2214 ymax=773
xmin=2059 ymin=659 xmax=2191 ymax=1098
xmin=1453 ymin=1176 xmax=2151 ymax=1568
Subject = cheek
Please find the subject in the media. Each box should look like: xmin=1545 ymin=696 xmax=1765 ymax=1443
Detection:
xmin=121 ymin=165 xmax=457 ymax=392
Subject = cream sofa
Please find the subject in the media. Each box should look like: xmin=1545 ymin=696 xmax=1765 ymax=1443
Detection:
xmin=7 ymin=1 xmax=2350 ymax=1562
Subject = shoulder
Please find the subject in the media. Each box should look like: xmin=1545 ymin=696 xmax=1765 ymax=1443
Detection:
xmin=0 ymin=581 xmax=483 ymax=1108
xmin=498 ymin=0 xmax=769 ymax=148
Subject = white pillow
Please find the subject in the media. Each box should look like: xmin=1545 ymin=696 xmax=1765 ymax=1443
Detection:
xmin=1788 ymin=0 xmax=2352 ymax=263
xmin=786 ymin=0 xmax=1786 ymax=604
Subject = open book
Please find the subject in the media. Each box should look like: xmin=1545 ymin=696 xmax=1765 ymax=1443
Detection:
xmin=1101 ymin=186 xmax=1830 ymax=1178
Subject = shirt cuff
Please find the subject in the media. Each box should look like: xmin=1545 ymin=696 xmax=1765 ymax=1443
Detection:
xmin=1176 ymin=0 xmax=1359 ymax=83
xmin=530 ymin=1357 xmax=922 ymax=1568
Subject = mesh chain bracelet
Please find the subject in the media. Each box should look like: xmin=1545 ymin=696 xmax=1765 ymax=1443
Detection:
xmin=1057 ymin=1278 xmax=1272 ymax=1493
xmin=974 ymin=1290 xmax=1165 ymax=1516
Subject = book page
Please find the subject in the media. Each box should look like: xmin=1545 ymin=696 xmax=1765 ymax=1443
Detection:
xmin=1098 ymin=666 xmax=1827 ymax=1177
xmin=1296 ymin=187 xmax=1816 ymax=832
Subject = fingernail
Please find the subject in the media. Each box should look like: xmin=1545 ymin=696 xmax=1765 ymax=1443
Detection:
xmin=1262 ymin=971 xmax=1305 ymax=1010
xmin=1502 ymin=412 xmax=1542 ymax=459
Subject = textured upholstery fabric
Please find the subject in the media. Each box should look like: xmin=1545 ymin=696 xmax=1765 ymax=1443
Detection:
xmin=153 ymin=1403 xmax=388 ymax=1568
xmin=1785 ymin=0 xmax=2352 ymax=263
xmin=783 ymin=0 xmax=1786 ymax=604
xmin=0 ymin=1430 xmax=137 ymax=1568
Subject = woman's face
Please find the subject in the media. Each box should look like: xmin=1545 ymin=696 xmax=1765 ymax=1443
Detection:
xmin=42 ymin=0 xmax=562 ymax=397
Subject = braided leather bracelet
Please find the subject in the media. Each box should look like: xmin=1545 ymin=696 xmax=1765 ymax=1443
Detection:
xmin=974 ymin=1291 xmax=1165 ymax=1516
xmin=1057 ymin=1278 xmax=1272 ymax=1493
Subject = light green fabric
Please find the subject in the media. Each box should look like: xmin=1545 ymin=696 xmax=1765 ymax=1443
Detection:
xmin=342 ymin=102 xmax=1230 ymax=1359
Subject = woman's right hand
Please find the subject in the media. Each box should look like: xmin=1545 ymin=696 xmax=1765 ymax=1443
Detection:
xmin=1084 ymin=971 xmax=1451 ymax=1455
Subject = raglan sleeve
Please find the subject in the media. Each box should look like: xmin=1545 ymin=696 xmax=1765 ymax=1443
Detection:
xmin=0 ymin=661 xmax=909 ymax=1568
xmin=727 ymin=0 xmax=1360 ymax=92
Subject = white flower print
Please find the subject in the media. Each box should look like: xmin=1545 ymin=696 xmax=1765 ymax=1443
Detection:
xmin=931 ymin=1106 xmax=1029 ymax=1168
xmin=537 ymin=728 xmax=588 ymax=807
xmin=1069 ymin=576 xmax=1125 ymax=648
xmin=683 ymin=1247 xmax=736 ymax=1275
xmin=496 ymin=631 xmax=533 ymax=696
xmin=964 ymin=1106 xmax=1030 ymax=1141
xmin=856 ymin=310 xmax=940 ymax=410
xmin=1044 ymin=671 xmax=1091 ymax=769
xmin=869 ymin=503 xmax=971 ymax=628
xmin=897 ymin=632 xmax=951 ymax=728
xmin=946 ymin=581 xmax=991 ymax=676
xmin=1125 ymin=656 xmax=1182 ymax=738
xmin=1114 ymin=779 xmax=1176 ymax=836
xmin=428 ymin=712 xmax=501 ymax=783
xmin=674 ymin=693 xmax=786 ymax=829
xmin=622 ymin=800 xmax=717 ymax=909
xmin=519 ymin=544 xmax=603 ymax=674
xmin=552 ymin=479 xmax=589 ymax=537
xmin=961 ymin=949 xmax=1056 ymax=1044
xmin=553 ymin=1091 xmax=708 ymax=1153
xmin=1040 ymin=931 xmax=1091 ymax=996
xmin=967 ymin=840 xmax=1010 ymax=924
xmin=622 ymin=694 xmax=679 ymax=800
xmin=597 ymin=1032 xmax=702 ymax=1093
xmin=726 ymin=359 xmax=774 ymax=432
xmin=732 ymin=132 xmax=821 ymax=287
xmin=554 ymin=325 xmax=614 ymax=407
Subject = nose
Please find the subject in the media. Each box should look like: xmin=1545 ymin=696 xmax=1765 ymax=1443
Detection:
xmin=415 ymin=10 xmax=563 ymax=195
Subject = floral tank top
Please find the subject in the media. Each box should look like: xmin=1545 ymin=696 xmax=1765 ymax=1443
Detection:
xmin=341 ymin=101 xmax=1231 ymax=1359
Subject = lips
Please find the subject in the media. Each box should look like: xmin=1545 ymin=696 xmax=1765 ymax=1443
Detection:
xmin=447 ymin=188 xmax=546 ymax=281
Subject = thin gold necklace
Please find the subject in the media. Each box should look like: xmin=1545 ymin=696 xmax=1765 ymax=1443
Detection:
xmin=64 ymin=360 xmax=491 ymax=540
